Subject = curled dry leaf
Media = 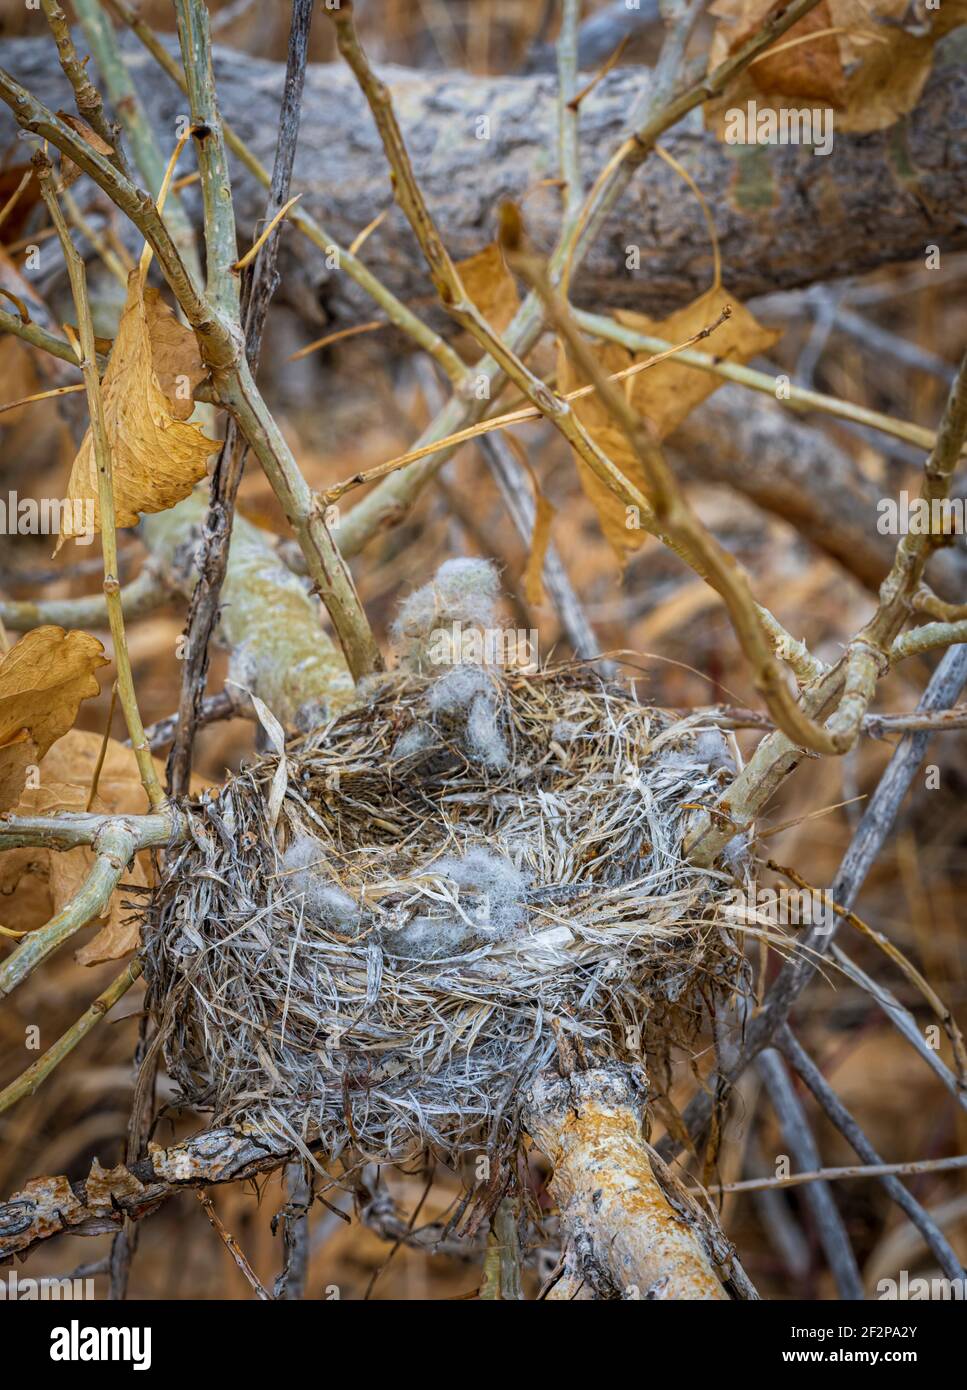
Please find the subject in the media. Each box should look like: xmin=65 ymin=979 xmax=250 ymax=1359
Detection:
xmin=58 ymin=269 xmax=219 ymax=548
xmin=0 ymin=626 xmax=107 ymax=811
xmin=56 ymin=110 xmax=114 ymax=192
xmin=0 ymin=732 xmax=38 ymax=819
xmin=141 ymin=288 xmax=209 ymax=421
xmin=706 ymin=0 xmax=967 ymax=137
xmin=560 ymin=286 xmax=780 ymax=560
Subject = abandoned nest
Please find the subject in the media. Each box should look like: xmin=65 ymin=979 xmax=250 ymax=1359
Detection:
xmin=145 ymin=656 xmax=757 ymax=1176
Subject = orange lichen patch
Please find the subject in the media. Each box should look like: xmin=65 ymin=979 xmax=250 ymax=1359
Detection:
xmin=526 ymin=1068 xmax=729 ymax=1300
xmin=84 ymin=1158 xmax=146 ymax=1216
xmin=0 ymin=1174 xmax=88 ymax=1249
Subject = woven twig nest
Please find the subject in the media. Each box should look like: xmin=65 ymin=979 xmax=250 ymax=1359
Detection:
xmin=145 ymin=658 xmax=751 ymax=1180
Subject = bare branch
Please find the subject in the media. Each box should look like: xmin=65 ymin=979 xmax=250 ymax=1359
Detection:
xmin=776 ymin=1026 xmax=965 ymax=1283
xmin=757 ymin=1048 xmax=864 ymax=1300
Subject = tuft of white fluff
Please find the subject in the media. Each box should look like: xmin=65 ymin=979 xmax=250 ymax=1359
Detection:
xmin=465 ymin=690 xmax=509 ymax=769
xmin=390 ymin=724 xmax=435 ymax=759
xmin=281 ymin=837 xmax=361 ymax=932
xmin=427 ymin=665 xmax=508 ymax=768
xmin=427 ymin=664 xmax=491 ymax=714
xmin=387 ymin=848 xmax=530 ymax=959
xmin=392 ymin=558 xmax=501 ymax=669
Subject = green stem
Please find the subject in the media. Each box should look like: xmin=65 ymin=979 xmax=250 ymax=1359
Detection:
xmin=73 ymin=0 xmax=203 ymax=284
xmin=0 ymin=822 xmax=140 ymax=998
xmin=0 ymin=961 xmax=142 ymax=1114
xmin=573 ymin=308 xmax=940 ymax=455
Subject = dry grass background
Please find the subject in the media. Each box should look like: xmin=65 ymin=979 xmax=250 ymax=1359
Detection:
xmin=0 ymin=0 xmax=964 ymax=1299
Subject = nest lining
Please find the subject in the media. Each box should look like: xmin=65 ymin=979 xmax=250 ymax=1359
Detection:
xmin=144 ymin=663 xmax=751 ymax=1172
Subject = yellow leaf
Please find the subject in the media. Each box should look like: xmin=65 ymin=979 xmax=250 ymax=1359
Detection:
xmin=828 ymin=0 xmax=967 ymax=133
xmin=559 ymin=286 xmax=778 ymax=561
xmin=0 ymin=627 xmax=107 ymax=809
xmin=0 ymin=732 xmax=38 ymax=816
xmin=500 ymin=435 xmax=556 ymax=606
xmin=709 ymin=0 xmax=846 ymax=104
xmin=455 ymin=243 xmax=520 ymax=335
xmin=59 ymin=270 xmax=219 ymax=546
xmin=558 ymin=338 xmax=650 ymax=562
xmin=615 ymin=284 xmax=781 ymax=437
xmin=142 ymin=287 xmax=208 ymax=420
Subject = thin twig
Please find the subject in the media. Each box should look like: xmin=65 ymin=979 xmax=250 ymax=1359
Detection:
xmin=0 ymin=820 xmax=140 ymax=998
xmin=767 ymin=859 xmax=967 ymax=1086
xmin=0 ymin=563 xmax=167 ymax=632
xmin=0 ymin=961 xmax=143 ymax=1115
xmin=665 ymin=642 xmax=967 ymax=1161
xmin=195 ymin=1189 xmax=272 ymax=1300
xmin=39 ymin=0 xmax=130 ymax=180
xmin=35 ymin=152 xmax=164 ymax=809
xmin=706 ymin=1153 xmax=967 ymax=1195
xmin=574 ymin=309 xmax=941 ymax=455
xmin=166 ymin=0 xmax=317 ymax=797
xmin=73 ymin=0 xmax=202 ymax=281
xmin=504 ymin=218 xmax=847 ymax=756
xmin=776 ymin=1025 xmax=965 ymax=1283
xmin=757 ymin=1048 xmax=864 ymax=1300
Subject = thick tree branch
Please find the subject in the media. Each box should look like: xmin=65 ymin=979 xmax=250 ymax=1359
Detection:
xmin=1 ymin=34 xmax=964 ymax=326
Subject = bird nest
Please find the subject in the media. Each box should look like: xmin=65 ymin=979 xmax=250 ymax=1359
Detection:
xmin=144 ymin=660 xmax=752 ymax=1178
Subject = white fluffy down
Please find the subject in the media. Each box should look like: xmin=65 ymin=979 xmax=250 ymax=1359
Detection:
xmin=280 ymin=837 xmax=361 ymax=932
xmin=391 ymin=558 xmax=501 ymax=669
xmin=389 ymin=848 xmax=531 ymax=959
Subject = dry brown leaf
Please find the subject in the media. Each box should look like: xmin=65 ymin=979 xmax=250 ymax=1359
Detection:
xmin=615 ymin=285 xmax=781 ymax=438
xmin=0 ymin=627 xmax=107 ymax=810
xmin=455 ymin=243 xmax=520 ymax=335
xmin=558 ymin=338 xmax=650 ymax=562
xmin=713 ymin=0 xmax=846 ymax=103
xmin=65 ymin=325 xmax=114 ymax=356
xmin=142 ymin=287 xmax=209 ymax=420
xmin=13 ymin=775 xmax=148 ymax=965
xmin=501 ymin=435 xmax=556 ymax=606
xmin=523 ymin=486 xmax=555 ymax=607
xmin=828 ymin=0 xmax=967 ymax=133
xmin=560 ymin=286 xmax=778 ymax=561
xmin=56 ymin=110 xmax=114 ymax=191
xmin=706 ymin=0 xmax=967 ymax=136
xmin=59 ymin=269 xmax=218 ymax=547
xmin=0 ymin=731 xmax=38 ymax=816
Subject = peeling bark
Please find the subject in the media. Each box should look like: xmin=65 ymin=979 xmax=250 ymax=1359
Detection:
xmin=0 ymin=1126 xmax=292 ymax=1262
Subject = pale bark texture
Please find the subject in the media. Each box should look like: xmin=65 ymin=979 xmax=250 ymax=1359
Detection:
xmin=524 ymin=1066 xmax=730 ymax=1300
